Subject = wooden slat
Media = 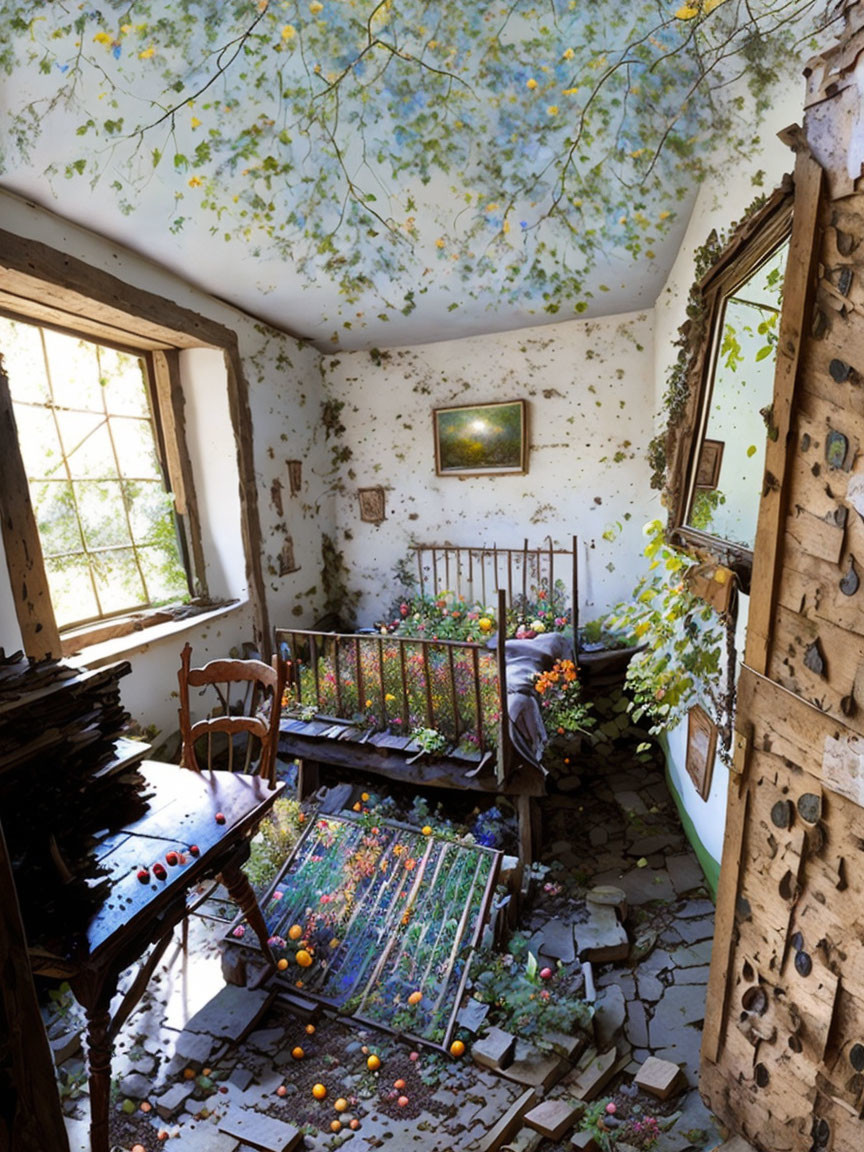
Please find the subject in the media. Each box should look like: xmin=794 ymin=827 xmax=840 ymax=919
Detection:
xmin=745 ymin=152 xmax=824 ymax=675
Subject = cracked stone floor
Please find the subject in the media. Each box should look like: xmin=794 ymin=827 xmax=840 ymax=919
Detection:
xmin=50 ymin=746 xmax=734 ymax=1152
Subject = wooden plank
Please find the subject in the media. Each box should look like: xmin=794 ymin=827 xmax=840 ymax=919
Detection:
xmin=786 ymin=506 xmax=846 ymax=565
xmin=0 ymin=290 xmax=169 ymax=351
xmin=151 ymin=350 xmax=207 ymax=597
xmin=769 ymin=603 xmax=864 ymax=729
xmin=0 ymin=228 xmax=239 ymax=350
xmin=0 ymin=820 xmax=71 ymax=1152
xmin=746 ymin=153 xmax=824 ymax=675
xmin=223 ymin=344 xmax=271 ymax=659
xmin=0 ymin=361 xmax=61 ymax=660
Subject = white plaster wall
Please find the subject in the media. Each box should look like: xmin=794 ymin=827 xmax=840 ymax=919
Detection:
xmin=0 ymin=190 xmax=330 ymax=739
xmin=653 ymin=71 xmax=804 ymax=869
xmin=323 ymin=311 xmax=660 ymax=625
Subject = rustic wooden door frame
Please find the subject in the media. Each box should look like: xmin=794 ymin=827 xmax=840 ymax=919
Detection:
xmin=0 ymin=227 xmax=272 ymax=659
xmin=700 ymin=148 xmax=824 ymax=1068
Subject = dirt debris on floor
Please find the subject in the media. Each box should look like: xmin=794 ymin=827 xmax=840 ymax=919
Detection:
xmin=50 ymin=746 xmax=734 ymax=1152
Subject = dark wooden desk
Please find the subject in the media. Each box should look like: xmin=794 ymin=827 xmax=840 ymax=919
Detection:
xmin=31 ymin=762 xmax=284 ymax=1152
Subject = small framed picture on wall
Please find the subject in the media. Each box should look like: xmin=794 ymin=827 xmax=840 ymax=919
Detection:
xmin=433 ymin=400 xmax=527 ymax=477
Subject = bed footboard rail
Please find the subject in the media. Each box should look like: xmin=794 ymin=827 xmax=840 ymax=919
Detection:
xmin=275 ymin=628 xmax=500 ymax=758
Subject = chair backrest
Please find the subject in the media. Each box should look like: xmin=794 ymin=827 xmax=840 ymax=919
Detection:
xmin=177 ymin=643 xmax=287 ymax=787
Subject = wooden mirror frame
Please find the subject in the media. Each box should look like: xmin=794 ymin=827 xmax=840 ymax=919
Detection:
xmin=665 ymin=180 xmax=795 ymax=592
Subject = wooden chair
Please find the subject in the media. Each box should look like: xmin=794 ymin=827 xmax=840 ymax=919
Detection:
xmin=177 ymin=642 xmax=287 ymax=787
xmin=176 ymin=643 xmax=288 ymax=954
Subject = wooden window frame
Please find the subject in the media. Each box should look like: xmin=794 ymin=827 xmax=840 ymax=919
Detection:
xmin=1 ymin=317 xmax=207 ymax=642
xmin=0 ymin=227 xmax=271 ymax=662
xmin=667 ymin=186 xmax=795 ymax=589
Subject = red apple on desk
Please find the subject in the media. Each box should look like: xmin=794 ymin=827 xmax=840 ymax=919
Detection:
xmin=215 ymin=812 xmax=226 ymax=824
xmin=189 ymin=844 xmax=200 ymax=856
xmin=152 ymin=862 xmax=167 ymax=880
xmin=165 ymin=851 xmax=179 ymax=866
xmin=136 ymin=868 xmax=150 ymax=883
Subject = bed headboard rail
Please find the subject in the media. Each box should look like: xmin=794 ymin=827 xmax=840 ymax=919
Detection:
xmin=411 ymin=537 xmax=578 ymax=631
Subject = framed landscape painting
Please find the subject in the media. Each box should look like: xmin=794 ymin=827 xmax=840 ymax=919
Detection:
xmin=433 ymin=400 xmax=527 ymax=476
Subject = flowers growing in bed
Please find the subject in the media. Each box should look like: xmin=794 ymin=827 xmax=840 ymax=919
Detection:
xmin=410 ymin=726 xmax=449 ymax=756
xmin=286 ymin=633 xmax=501 ymax=751
xmin=533 ymin=658 xmax=593 ymax=736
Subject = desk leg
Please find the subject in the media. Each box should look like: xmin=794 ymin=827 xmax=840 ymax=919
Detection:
xmin=83 ymin=993 xmax=115 ymax=1152
xmin=221 ymin=859 xmax=276 ymax=970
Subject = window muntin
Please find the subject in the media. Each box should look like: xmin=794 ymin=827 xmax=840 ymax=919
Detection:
xmin=1 ymin=317 xmax=190 ymax=629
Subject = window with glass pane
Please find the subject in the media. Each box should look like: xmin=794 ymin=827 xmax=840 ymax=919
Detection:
xmin=0 ymin=317 xmax=190 ymax=629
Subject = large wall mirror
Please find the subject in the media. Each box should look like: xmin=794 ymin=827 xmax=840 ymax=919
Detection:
xmin=671 ymin=187 xmax=793 ymax=585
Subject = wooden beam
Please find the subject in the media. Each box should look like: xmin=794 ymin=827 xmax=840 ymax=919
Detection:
xmin=745 ymin=151 xmax=824 ymax=675
xmin=151 ymin=350 xmax=207 ymax=597
xmin=223 ymin=344 xmax=271 ymax=659
xmin=0 ymin=360 xmax=61 ymax=660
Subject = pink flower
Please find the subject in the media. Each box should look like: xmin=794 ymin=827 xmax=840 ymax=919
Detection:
xmin=605 ymin=1102 xmax=616 ymax=1115
xmin=232 ymin=925 xmax=246 ymax=938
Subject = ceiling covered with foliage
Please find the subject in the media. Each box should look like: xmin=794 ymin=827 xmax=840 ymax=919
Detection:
xmin=0 ymin=0 xmax=834 ymax=350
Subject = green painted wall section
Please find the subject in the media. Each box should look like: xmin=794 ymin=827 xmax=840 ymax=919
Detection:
xmin=663 ymin=757 xmax=720 ymax=900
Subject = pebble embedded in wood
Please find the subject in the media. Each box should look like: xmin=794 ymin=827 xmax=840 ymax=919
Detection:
xmin=826 ymin=429 xmax=849 ymax=470
xmin=771 ymin=800 xmax=794 ymax=829
xmin=850 ymin=1043 xmax=864 ymax=1072
xmin=840 ymin=557 xmax=859 ymax=596
xmin=797 ymin=794 xmax=822 ymax=824
xmin=794 ymin=950 xmax=812 ymax=977
xmin=829 ymin=359 xmax=853 ymax=383
xmin=803 ymin=639 xmax=827 ymax=678
xmin=838 ymin=266 xmax=854 ymax=296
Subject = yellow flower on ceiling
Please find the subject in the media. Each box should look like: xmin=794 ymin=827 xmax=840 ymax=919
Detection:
xmin=309 ymin=1 xmax=323 ymax=12
xmin=562 ymin=47 xmax=574 ymax=60
xmin=93 ymin=31 xmax=112 ymax=46
xmin=547 ymin=105 xmax=559 ymax=116
xmin=188 ymin=176 xmax=203 ymax=188
xmin=190 ymin=117 xmax=202 ymax=129
xmin=435 ymin=238 xmax=446 ymax=249
xmin=281 ymin=24 xmax=296 ymax=40
xmin=139 ymin=45 xmax=155 ymax=59
xmin=526 ymin=78 xmax=537 ymax=90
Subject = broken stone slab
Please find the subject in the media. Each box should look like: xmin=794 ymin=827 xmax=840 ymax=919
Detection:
xmin=498 ymin=1041 xmax=569 ymax=1093
xmin=626 ymin=834 xmax=682 ymax=858
xmin=246 ymin=1026 xmax=286 ymax=1055
xmin=585 ymin=885 xmax=627 ymax=919
xmin=565 ymin=1047 xmax=617 ymax=1102
xmin=50 ymin=1028 xmax=83 ymax=1065
xmin=593 ymin=985 xmax=626 ymax=1050
xmin=582 ymin=961 xmax=596 ymax=1002
xmin=673 ymin=917 xmax=715 ymax=946
xmin=634 ymin=1056 xmax=686 ymax=1101
xmin=615 ymin=791 xmax=648 ymax=815
xmin=715 ymin=1138 xmax=759 ymax=1152
xmin=538 ymin=918 xmax=576 ymax=964
xmin=467 ymin=1088 xmax=538 ymax=1152
xmin=675 ymin=964 xmax=711 ymax=985
xmin=588 ymin=827 xmax=608 ymax=848
xmin=678 ymin=898 xmax=715 ymax=919
xmin=499 ymin=1129 xmax=544 ymax=1152
xmin=576 ymin=904 xmax=629 ymax=964
xmin=118 ymin=1071 xmax=153 ymax=1100
xmin=175 ymin=1029 xmax=215 ymax=1067
xmin=161 ymin=1121 xmax=239 ymax=1152
xmin=219 ymin=1106 xmax=303 ymax=1152
xmin=227 ymin=1065 xmax=255 ymax=1092
xmin=636 ymin=972 xmax=664 ymax=1002
xmin=669 ymin=939 xmax=713 ymax=968
xmin=184 ymin=985 xmax=275 ymax=1043
xmin=546 ymin=1030 xmax=587 ymax=1061
xmin=458 ymin=997 xmax=491 ymax=1034
xmin=624 ymin=1000 xmax=649 ymax=1050
xmin=524 ymin=1098 xmax=579 ymax=1141
xmin=593 ymin=866 xmax=675 ymax=906
xmin=154 ymin=1081 xmax=196 ymax=1121
xmin=571 ymin=1132 xmax=599 ymax=1151
xmin=274 ymin=989 xmax=321 ymax=1023
xmin=472 ymin=1026 xmax=516 ymax=1072
xmin=665 ymin=852 xmax=707 ymax=894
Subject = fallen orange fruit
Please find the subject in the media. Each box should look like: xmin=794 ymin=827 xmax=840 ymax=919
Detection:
xmin=450 ymin=1040 xmax=465 ymax=1058
xmin=331 ymin=1120 xmax=342 ymax=1133
xmin=334 ymin=1098 xmax=348 ymax=1112
xmin=291 ymin=1047 xmax=304 ymax=1060
xmin=407 ymin=991 xmax=422 ymax=1006
xmin=367 ymin=1054 xmax=381 ymax=1071
xmin=305 ymin=1023 xmax=316 ymax=1035
xmin=312 ymin=1083 xmax=327 ymax=1100
xmin=288 ymin=924 xmax=303 ymax=941
xmin=277 ymin=958 xmax=289 ymax=971
xmin=296 ymin=949 xmax=313 ymax=967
